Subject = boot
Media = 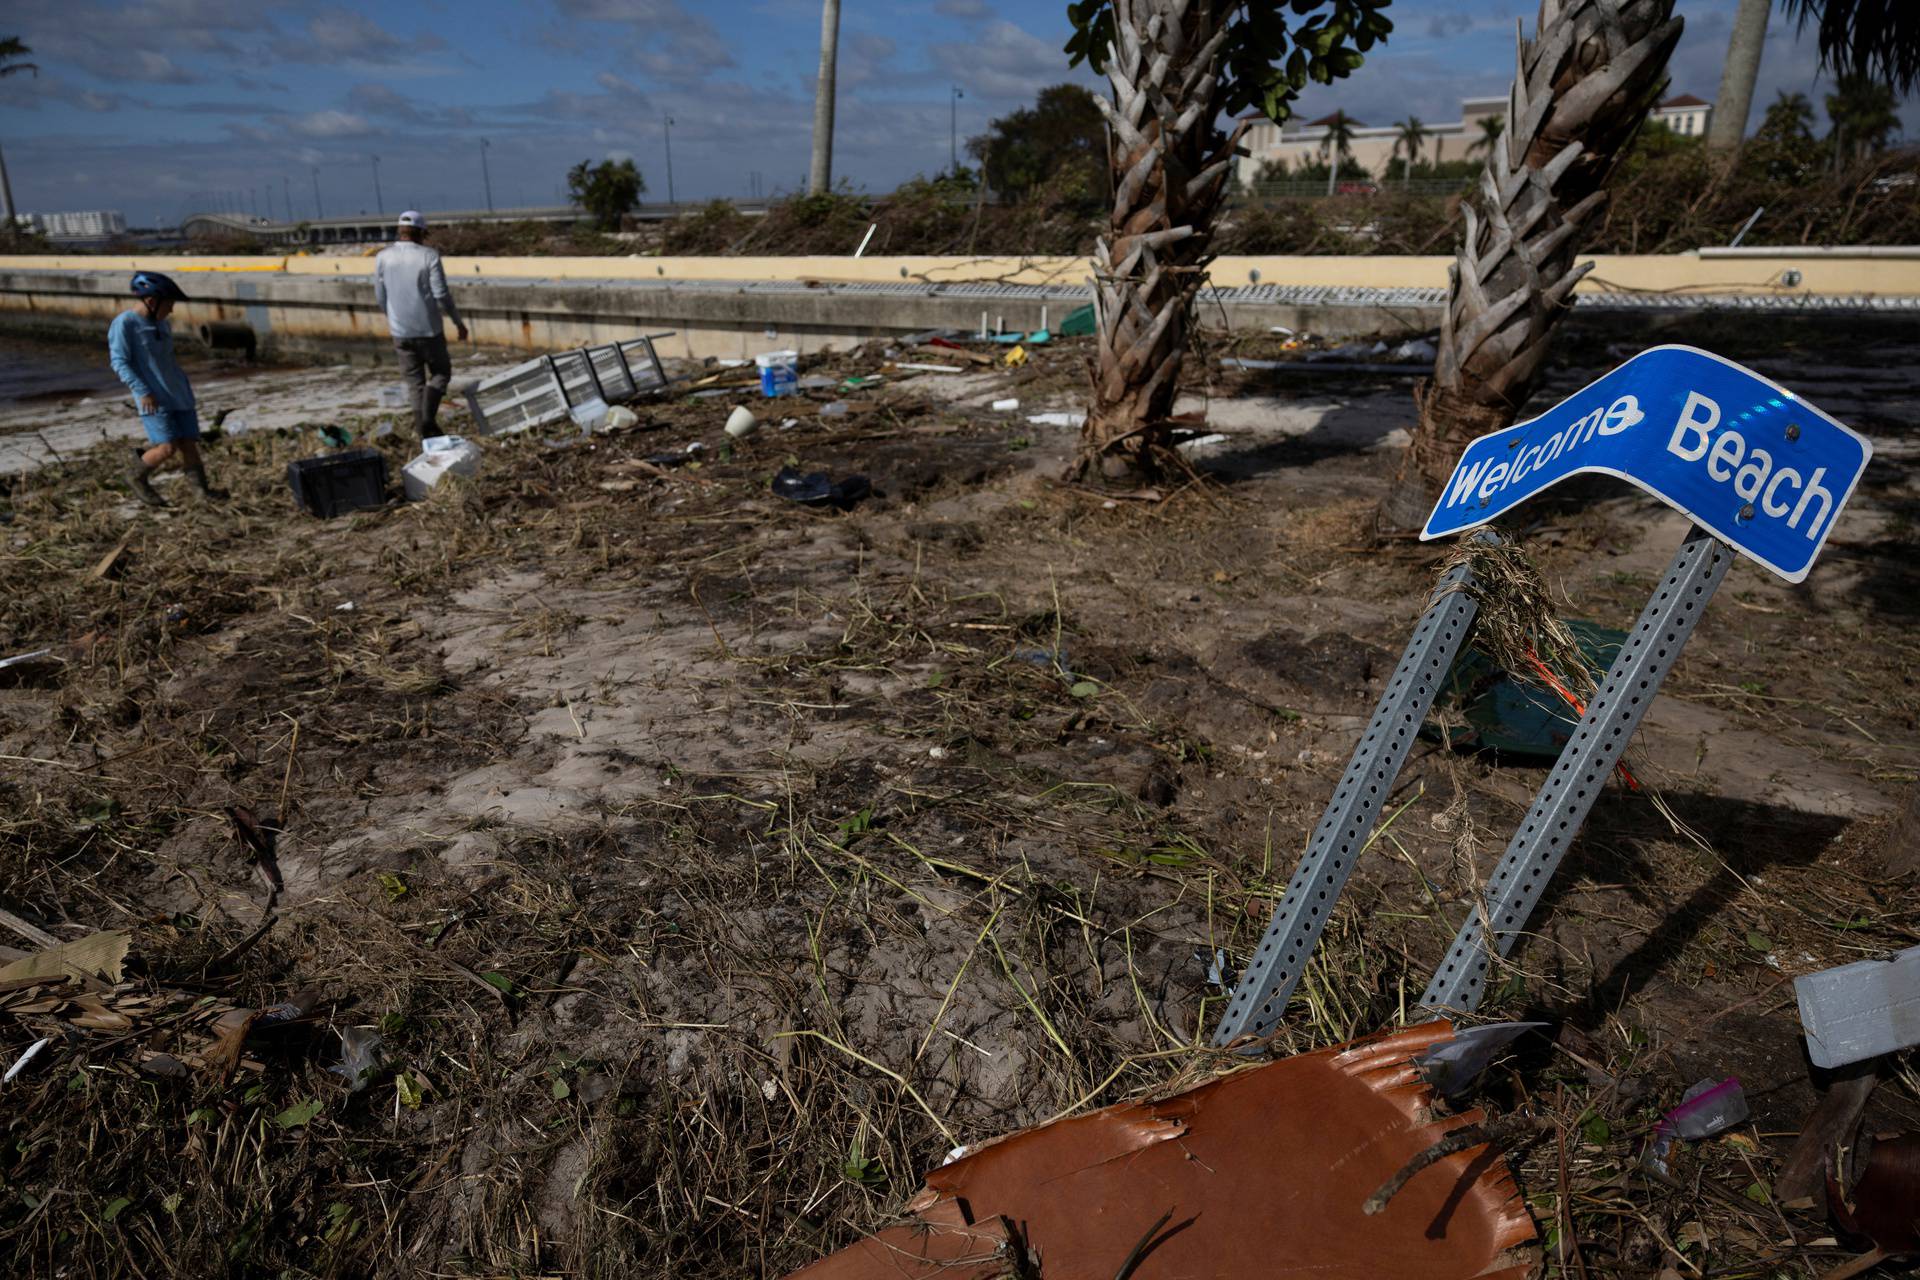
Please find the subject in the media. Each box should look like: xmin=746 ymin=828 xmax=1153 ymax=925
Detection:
xmin=185 ymin=464 xmax=229 ymax=502
xmin=418 ymin=385 xmax=446 ymax=439
xmin=126 ymin=449 xmax=167 ymax=508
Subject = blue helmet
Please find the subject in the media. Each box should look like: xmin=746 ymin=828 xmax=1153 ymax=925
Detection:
xmin=130 ymin=271 xmax=189 ymax=302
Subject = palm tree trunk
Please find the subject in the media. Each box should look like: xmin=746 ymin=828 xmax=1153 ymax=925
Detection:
xmin=808 ymin=0 xmax=842 ymax=195
xmin=1378 ymin=0 xmax=1683 ymax=531
xmin=1707 ymin=0 xmax=1769 ymax=149
xmin=1074 ymin=0 xmax=1244 ymax=481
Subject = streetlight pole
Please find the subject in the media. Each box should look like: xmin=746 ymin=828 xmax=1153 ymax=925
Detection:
xmin=663 ymin=116 xmax=675 ymax=206
xmin=311 ymin=167 xmax=324 ymax=220
xmin=371 ymin=155 xmax=383 ymax=214
xmin=950 ymin=85 xmax=963 ymax=174
xmin=480 ymin=137 xmax=494 ymax=213
xmin=283 ymin=176 xmax=293 ymax=224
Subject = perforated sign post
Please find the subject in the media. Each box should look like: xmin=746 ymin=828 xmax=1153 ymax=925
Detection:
xmin=1214 ymin=347 xmax=1872 ymax=1047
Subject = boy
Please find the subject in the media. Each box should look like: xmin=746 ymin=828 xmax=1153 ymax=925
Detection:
xmin=110 ymin=271 xmax=224 ymax=506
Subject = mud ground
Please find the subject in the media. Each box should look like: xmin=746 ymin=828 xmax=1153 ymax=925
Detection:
xmin=0 ymin=317 xmax=1916 ymax=1278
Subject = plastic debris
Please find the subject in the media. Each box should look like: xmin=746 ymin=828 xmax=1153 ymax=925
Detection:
xmin=839 ymin=375 xmax=883 ymax=391
xmin=725 ymin=406 xmax=759 ymax=438
xmin=319 ymin=424 xmax=354 ymax=449
xmin=330 ymin=1027 xmax=386 ymax=1092
xmin=772 ymin=466 xmax=871 ymax=511
xmin=568 ymin=398 xmax=610 ymax=432
xmin=1646 ymin=1077 xmax=1749 ymax=1175
xmin=895 ymin=362 xmax=964 ymax=374
xmin=1057 ymin=303 xmax=1096 ymax=337
xmin=1004 ymin=345 xmax=1027 ymax=368
xmin=1026 ymin=412 xmax=1085 ymax=429
xmin=1392 ymin=337 xmax=1439 ymax=361
xmin=991 ymin=398 xmax=1019 ymax=412
xmin=603 ymin=405 xmax=640 ymax=430
xmin=1412 ymin=1022 xmax=1545 ymax=1099
xmin=3 ymin=1036 xmax=51 ymax=1085
xmin=820 ymin=401 xmax=850 ymax=418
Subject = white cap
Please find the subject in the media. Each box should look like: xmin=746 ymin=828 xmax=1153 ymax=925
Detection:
xmin=396 ymin=210 xmax=427 ymax=230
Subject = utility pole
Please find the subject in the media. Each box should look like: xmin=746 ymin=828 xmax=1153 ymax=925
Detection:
xmin=0 ymin=142 xmax=15 ymax=235
xmin=249 ymin=187 xmax=258 ymax=217
xmin=807 ymin=0 xmax=841 ymax=194
xmin=311 ymin=167 xmax=324 ymax=220
xmin=480 ymin=137 xmax=494 ymax=212
xmin=664 ymin=116 xmax=676 ymax=205
xmin=950 ymin=85 xmax=964 ymax=174
xmin=283 ymin=175 xmax=293 ymax=223
xmin=371 ymin=154 xmax=384 ymax=213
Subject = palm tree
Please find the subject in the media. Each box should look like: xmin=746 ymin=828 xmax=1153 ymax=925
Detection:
xmin=1709 ymin=0 xmax=1771 ymax=147
xmin=1717 ymin=2 xmax=1920 ymax=151
xmin=807 ymin=0 xmax=841 ymax=194
xmin=0 ymin=38 xmax=36 ymax=237
xmin=1466 ymin=113 xmax=1504 ymax=157
xmin=1825 ymin=72 xmax=1899 ymax=165
xmin=1760 ymin=89 xmax=1815 ymax=141
xmin=1320 ymin=111 xmax=1358 ymax=195
xmin=1064 ymin=0 xmax=1391 ymax=482
xmin=1394 ymin=117 xmax=1428 ymax=187
xmin=1379 ymin=0 xmax=1683 ymax=530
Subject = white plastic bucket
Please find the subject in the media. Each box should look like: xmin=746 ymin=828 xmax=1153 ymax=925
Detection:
xmin=754 ymin=350 xmax=799 ymax=398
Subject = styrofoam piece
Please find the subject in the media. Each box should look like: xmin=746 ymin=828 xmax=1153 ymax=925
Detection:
xmin=401 ymin=439 xmax=481 ymax=501
xmin=992 ymin=398 xmax=1020 ymax=411
xmin=1026 ymin=412 xmax=1086 ymax=428
xmin=1795 ymin=943 xmax=1920 ymax=1068
xmin=422 ymin=434 xmax=468 ymax=454
xmin=604 ymin=405 xmax=639 ymax=430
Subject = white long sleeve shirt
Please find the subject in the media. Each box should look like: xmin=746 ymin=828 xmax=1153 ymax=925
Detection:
xmin=372 ymin=240 xmax=464 ymax=340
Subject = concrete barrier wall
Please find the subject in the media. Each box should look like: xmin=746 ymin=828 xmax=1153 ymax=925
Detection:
xmin=2 ymin=248 xmax=1914 ymax=365
xmin=2 ymin=249 xmax=1917 ymax=295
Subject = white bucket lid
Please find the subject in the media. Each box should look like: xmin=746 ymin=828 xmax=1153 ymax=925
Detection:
xmin=754 ymin=350 xmax=798 ymax=366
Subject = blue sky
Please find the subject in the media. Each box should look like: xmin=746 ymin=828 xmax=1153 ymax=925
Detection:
xmin=0 ymin=0 xmax=1911 ymax=227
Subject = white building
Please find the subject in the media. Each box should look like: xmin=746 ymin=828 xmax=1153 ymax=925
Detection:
xmin=1649 ymin=94 xmax=1713 ymax=138
xmin=1236 ymin=93 xmax=1715 ymax=187
xmin=22 ymin=210 xmax=128 ymax=240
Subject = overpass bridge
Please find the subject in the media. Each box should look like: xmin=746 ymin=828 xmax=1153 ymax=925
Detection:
xmin=182 ymin=201 xmax=771 ymax=246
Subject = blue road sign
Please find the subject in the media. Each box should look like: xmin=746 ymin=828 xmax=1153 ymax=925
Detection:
xmin=1423 ymin=345 xmax=1872 ymax=583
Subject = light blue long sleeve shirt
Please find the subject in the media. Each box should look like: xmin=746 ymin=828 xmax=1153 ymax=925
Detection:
xmin=372 ymin=241 xmax=464 ymax=340
xmin=108 ymin=309 xmax=195 ymax=412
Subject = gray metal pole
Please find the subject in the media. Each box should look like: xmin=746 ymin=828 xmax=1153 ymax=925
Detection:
xmin=481 ymin=138 xmax=494 ymax=213
xmin=371 ymin=155 xmax=383 ymax=214
xmin=1420 ymin=527 xmax=1734 ymax=1015
xmin=1213 ymin=535 xmax=1491 ymax=1047
xmin=807 ymin=0 xmax=841 ymax=194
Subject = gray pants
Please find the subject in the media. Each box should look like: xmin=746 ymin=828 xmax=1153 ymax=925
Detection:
xmin=394 ymin=336 xmax=452 ymax=436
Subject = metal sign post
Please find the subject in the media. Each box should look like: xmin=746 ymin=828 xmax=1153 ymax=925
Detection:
xmin=1419 ymin=526 xmax=1732 ymax=1014
xmin=1212 ymin=542 xmax=1489 ymax=1047
xmin=1216 ymin=345 xmax=1873 ymax=1046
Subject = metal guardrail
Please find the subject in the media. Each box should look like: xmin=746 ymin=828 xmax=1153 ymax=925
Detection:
xmin=453 ymin=274 xmax=1920 ymax=314
xmin=1241 ymin=179 xmax=1474 ymax=199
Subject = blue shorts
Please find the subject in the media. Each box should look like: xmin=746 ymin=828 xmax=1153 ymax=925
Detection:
xmin=140 ymin=408 xmax=201 ymax=445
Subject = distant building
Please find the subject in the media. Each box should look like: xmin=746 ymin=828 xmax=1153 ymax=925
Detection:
xmin=1237 ymin=93 xmax=1713 ymax=187
xmin=1650 ymin=94 xmax=1713 ymax=138
xmin=21 ymin=210 xmax=128 ymax=241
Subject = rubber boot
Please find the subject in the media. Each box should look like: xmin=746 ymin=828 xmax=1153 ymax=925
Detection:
xmin=126 ymin=449 xmax=167 ymax=508
xmin=186 ymin=464 xmax=229 ymax=502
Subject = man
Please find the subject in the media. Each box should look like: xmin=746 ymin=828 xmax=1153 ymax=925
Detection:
xmin=111 ymin=270 xmax=223 ymax=507
xmin=373 ymin=211 xmax=469 ymax=438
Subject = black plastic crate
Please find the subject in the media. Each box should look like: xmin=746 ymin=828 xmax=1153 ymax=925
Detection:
xmin=287 ymin=449 xmax=388 ymax=518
